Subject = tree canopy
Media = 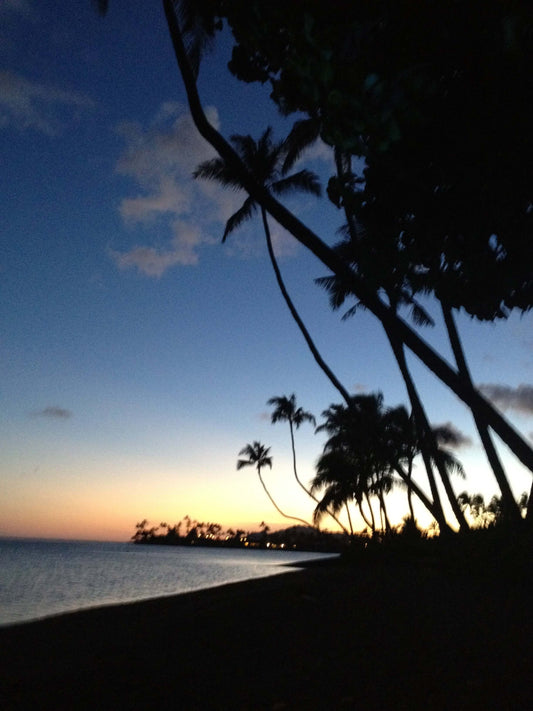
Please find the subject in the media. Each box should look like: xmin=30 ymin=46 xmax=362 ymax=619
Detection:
xmin=203 ymin=0 xmax=533 ymax=320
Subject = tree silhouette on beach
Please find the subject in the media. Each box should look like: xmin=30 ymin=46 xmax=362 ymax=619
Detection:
xmin=96 ymin=0 xmax=533 ymax=528
xmin=267 ymin=394 xmax=316 ymax=498
xmin=312 ymin=394 xmax=466 ymax=535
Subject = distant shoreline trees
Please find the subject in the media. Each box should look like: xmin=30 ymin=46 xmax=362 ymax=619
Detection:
xmin=130 ymin=517 xmax=344 ymax=552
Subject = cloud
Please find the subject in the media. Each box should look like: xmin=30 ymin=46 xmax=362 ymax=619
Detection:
xmin=113 ymin=103 xmax=240 ymax=275
xmin=0 ymin=70 xmax=94 ymax=135
xmin=269 ymin=225 xmax=300 ymax=259
xmin=31 ymin=406 xmax=72 ymax=419
xmin=115 ymin=104 xmax=220 ymax=223
xmin=478 ymin=383 xmax=533 ymax=415
xmin=111 ymin=222 xmax=210 ymax=276
xmin=432 ymin=422 xmax=472 ymax=450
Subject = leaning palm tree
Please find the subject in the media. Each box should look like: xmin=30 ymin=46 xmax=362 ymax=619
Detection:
xmin=194 ymin=129 xmax=351 ymax=405
xmin=236 ymin=441 xmax=312 ymax=528
xmin=157 ymin=0 xmax=533 ymax=509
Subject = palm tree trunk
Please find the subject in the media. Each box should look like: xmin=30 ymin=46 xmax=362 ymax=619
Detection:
xmin=286 ymin=416 xmax=350 ymax=535
xmin=262 ymin=209 xmax=352 ymax=405
xmin=386 ymin=331 xmax=457 ymax=532
xmin=164 ymin=0 xmax=533 ymax=481
xmin=406 ymin=459 xmax=415 ymax=521
xmin=285 ymin=418 xmax=348 ymax=535
xmin=393 ymin=462 xmax=439 ymax=521
xmin=287 ymin=417 xmax=321 ymax=504
xmin=345 ymin=501 xmax=355 ymax=537
xmin=257 ymin=469 xmax=313 ymax=528
xmin=363 ymin=491 xmax=376 ymax=536
xmin=527 ymin=480 xmax=533 ymax=523
xmin=357 ymin=499 xmax=372 ymax=530
xmin=441 ymin=303 xmax=522 ymax=526
xmin=378 ymin=490 xmax=392 ymax=534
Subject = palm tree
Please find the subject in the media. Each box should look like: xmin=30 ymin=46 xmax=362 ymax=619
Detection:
xmin=311 ymin=451 xmax=359 ymax=537
xmin=194 ymin=128 xmax=352 ymax=405
xmin=313 ymin=394 xmax=467 ymax=535
xmin=267 ymin=394 xmax=316 ymax=497
xmin=313 ymin=395 xmax=400 ymax=536
xmin=236 ymin=441 xmax=312 ymax=528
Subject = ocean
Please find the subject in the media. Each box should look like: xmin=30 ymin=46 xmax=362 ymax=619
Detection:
xmin=0 ymin=538 xmax=335 ymax=627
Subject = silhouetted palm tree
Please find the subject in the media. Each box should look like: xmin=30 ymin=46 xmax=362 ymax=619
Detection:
xmin=236 ymin=441 xmax=312 ymax=528
xmin=267 ymin=394 xmax=316 ymax=496
xmin=313 ymin=395 xmax=399 ymax=536
xmin=313 ymin=394 xmax=466 ymax=534
xmin=194 ymin=128 xmax=351 ymax=405
xmin=311 ymin=449 xmax=374 ymax=537
xmin=317 ymin=252 xmax=467 ymax=533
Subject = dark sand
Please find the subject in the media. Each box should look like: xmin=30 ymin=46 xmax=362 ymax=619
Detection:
xmin=1 ymin=556 xmax=531 ymax=710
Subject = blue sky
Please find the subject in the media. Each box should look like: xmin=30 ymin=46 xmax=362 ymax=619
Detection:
xmin=2 ymin=0 xmax=533 ymax=541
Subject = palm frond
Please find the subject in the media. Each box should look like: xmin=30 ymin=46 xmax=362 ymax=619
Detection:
xmin=272 ymin=170 xmax=321 ymax=198
xmin=293 ymin=408 xmax=316 ymax=428
xmin=313 ymin=489 xmax=343 ymax=524
xmin=436 ymin=450 xmax=466 ymax=479
xmin=341 ymin=303 xmax=362 ymax=321
xmin=410 ymin=301 xmax=435 ymax=328
xmin=230 ymin=134 xmax=261 ymax=168
xmin=173 ymin=0 xmax=217 ymax=79
xmin=315 ymin=274 xmax=353 ymax=311
xmin=282 ymin=118 xmax=321 ymax=173
xmin=193 ymin=158 xmax=243 ymax=190
xmin=222 ymin=197 xmax=256 ymax=241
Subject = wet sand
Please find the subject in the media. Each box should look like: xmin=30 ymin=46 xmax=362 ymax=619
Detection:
xmin=0 ymin=556 xmax=531 ymax=710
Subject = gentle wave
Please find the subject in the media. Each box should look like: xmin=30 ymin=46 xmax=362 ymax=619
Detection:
xmin=0 ymin=538 xmax=335 ymax=626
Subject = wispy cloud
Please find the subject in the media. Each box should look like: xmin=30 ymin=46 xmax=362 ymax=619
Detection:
xmin=115 ymin=102 xmax=221 ymax=223
xmin=111 ymin=221 xmax=205 ymax=276
xmin=112 ymin=103 xmax=242 ymax=275
xmin=0 ymin=70 xmax=94 ymax=135
xmin=31 ymin=406 xmax=72 ymax=419
xmin=478 ymin=383 xmax=533 ymax=415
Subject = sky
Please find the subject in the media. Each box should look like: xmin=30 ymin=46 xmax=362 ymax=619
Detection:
xmin=2 ymin=0 xmax=533 ymax=542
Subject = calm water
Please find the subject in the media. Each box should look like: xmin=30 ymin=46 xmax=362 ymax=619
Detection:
xmin=0 ymin=538 xmax=335 ymax=626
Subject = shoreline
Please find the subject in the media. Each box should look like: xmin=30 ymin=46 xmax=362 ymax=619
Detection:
xmin=0 ymin=555 xmax=338 ymax=630
xmin=1 ymin=557 xmax=531 ymax=710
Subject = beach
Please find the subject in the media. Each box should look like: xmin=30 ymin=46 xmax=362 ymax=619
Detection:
xmin=1 ymin=556 xmax=531 ymax=710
